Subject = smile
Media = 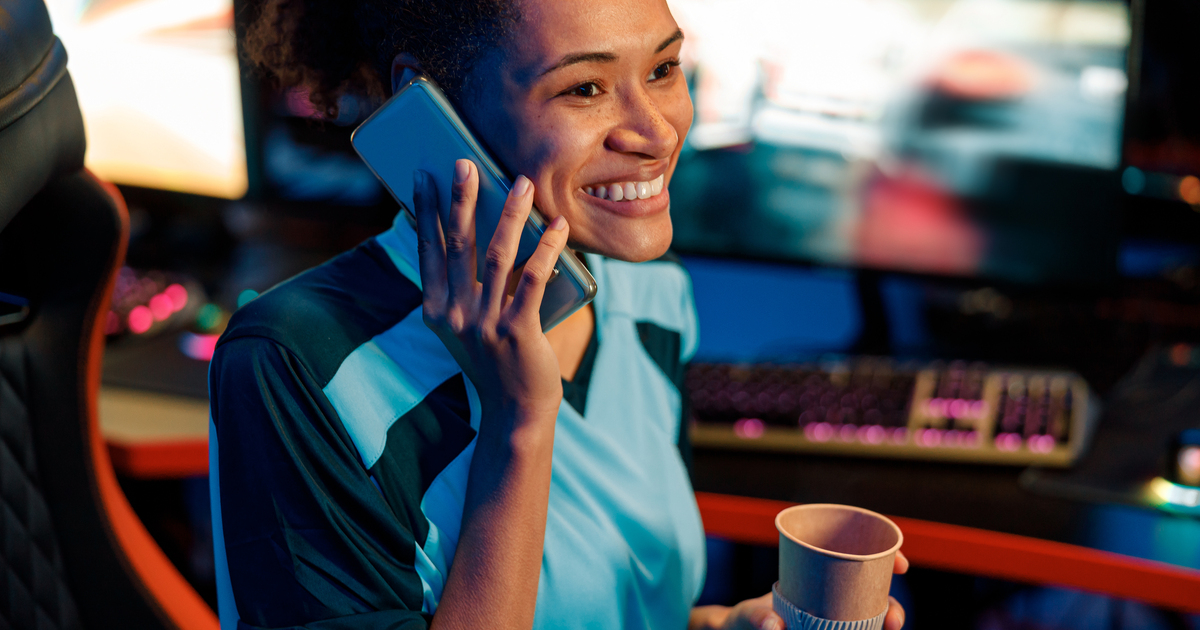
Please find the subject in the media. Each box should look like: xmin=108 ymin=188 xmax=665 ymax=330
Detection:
xmin=581 ymin=174 xmax=665 ymax=202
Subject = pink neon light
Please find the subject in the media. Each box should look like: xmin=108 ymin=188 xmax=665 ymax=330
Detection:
xmin=839 ymin=424 xmax=857 ymax=442
xmin=1028 ymin=434 xmax=1056 ymax=453
xmin=861 ymin=425 xmax=886 ymax=444
xmin=149 ymin=293 xmax=173 ymax=321
xmin=165 ymin=283 xmax=188 ymax=312
xmin=180 ymin=332 xmax=220 ymax=362
xmin=926 ymin=397 xmax=989 ymax=420
xmin=810 ymin=422 xmax=834 ymax=442
xmin=734 ymin=418 xmax=765 ymax=439
xmin=995 ymin=433 xmax=1022 ymax=451
xmin=128 ymin=306 xmax=153 ymax=334
xmin=892 ymin=427 xmax=909 ymax=444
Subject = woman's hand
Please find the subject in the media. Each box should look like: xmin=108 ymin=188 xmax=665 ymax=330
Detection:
xmin=414 ymin=159 xmax=569 ymax=425
xmin=417 ymin=159 xmax=567 ymax=630
xmin=690 ymin=551 xmax=910 ymax=630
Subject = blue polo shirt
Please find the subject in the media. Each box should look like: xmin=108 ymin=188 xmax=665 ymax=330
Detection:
xmin=209 ymin=213 xmax=706 ymax=630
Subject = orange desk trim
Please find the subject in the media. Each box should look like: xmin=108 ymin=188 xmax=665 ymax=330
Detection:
xmin=696 ymin=492 xmax=1200 ymax=613
xmin=102 ymin=439 xmax=1200 ymax=613
xmin=107 ymin=439 xmax=210 ymax=479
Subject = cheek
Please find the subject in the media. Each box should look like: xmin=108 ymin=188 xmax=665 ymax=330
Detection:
xmin=533 ymin=121 xmax=608 ymax=213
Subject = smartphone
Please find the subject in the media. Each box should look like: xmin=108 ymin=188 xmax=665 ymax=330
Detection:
xmin=351 ymin=75 xmax=597 ymax=331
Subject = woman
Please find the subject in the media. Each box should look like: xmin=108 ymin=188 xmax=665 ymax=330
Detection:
xmin=211 ymin=0 xmax=907 ymax=628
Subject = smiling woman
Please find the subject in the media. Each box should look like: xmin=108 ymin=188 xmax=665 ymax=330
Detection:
xmin=216 ymin=2 xmax=902 ymax=630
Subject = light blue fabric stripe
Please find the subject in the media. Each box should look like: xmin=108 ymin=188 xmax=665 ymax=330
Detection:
xmin=323 ymin=308 xmax=461 ymax=468
xmin=375 ymin=217 xmax=422 ymax=288
xmin=412 ymin=377 xmax=481 ymax=613
xmin=210 ymin=417 xmax=240 ymax=630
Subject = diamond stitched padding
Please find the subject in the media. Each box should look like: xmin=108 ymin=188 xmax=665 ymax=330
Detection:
xmin=0 ymin=336 xmax=81 ymax=630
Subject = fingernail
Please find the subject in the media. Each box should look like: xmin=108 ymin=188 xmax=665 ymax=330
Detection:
xmin=455 ymin=160 xmax=470 ymax=184
xmin=512 ymin=175 xmax=532 ymax=197
xmin=760 ymin=619 xmax=781 ymax=630
xmin=414 ymin=170 xmax=427 ymax=188
xmin=549 ymin=216 xmax=566 ymax=231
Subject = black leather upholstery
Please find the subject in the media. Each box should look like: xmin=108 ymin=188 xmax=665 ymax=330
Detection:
xmin=0 ymin=1 xmax=184 ymax=628
xmin=0 ymin=0 xmax=86 ymax=231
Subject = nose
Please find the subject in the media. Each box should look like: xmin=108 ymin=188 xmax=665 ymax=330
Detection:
xmin=604 ymin=86 xmax=678 ymax=160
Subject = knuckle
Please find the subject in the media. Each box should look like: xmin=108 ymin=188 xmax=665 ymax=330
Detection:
xmin=522 ymin=266 xmax=547 ymax=286
xmin=422 ymin=310 xmax=445 ymax=330
xmin=477 ymin=326 xmax=499 ymax=346
xmin=501 ymin=202 xmax=525 ymax=220
xmin=416 ymin=236 xmax=435 ymax=255
xmin=494 ymin=319 xmax=515 ymax=339
xmin=445 ymin=310 xmax=466 ymax=334
xmin=484 ymin=247 xmax=508 ymax=272
xmin=443 ymin=233 xmax=472 ymax=257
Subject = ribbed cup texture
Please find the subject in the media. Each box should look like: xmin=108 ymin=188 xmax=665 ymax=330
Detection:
xmin=772 ymin=583 xmax=886 ymax=630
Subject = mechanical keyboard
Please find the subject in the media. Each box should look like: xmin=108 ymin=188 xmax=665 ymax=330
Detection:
xmin=687 ymin=358 xmax=1099 ymax=466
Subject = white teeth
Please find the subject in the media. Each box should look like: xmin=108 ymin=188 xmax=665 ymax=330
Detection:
xmin=650 ymin=174 xmax=664 ymax=195
xmin=582 ymin=174 xmax=668 ymax=201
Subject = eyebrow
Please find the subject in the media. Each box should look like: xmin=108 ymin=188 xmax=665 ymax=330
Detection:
xmin=539 ymin=29 xmax=685 ymax=77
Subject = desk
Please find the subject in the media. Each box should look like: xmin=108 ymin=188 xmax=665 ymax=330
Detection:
xmin=98 ymin=386 xmax=1200 ymax=613
xmin=100 ymin=387 xmax=209 ymax=478
xmin=98 ymin=337 xmax=1200 ymax=614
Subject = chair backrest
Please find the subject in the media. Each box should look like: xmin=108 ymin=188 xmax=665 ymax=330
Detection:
xmin=0 ymin=1 xmax=218 ymax=628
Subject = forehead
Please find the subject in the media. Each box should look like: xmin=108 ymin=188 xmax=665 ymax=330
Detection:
xmin=507 ymin=0 xmax=679 ymax=75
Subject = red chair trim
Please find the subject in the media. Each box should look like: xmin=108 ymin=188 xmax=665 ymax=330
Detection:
xmin=84 ymin=172 xmax=219 ymax=630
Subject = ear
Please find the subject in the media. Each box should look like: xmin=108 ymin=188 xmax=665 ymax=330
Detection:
xmin=391 ymin=53 xmax=423 ymax=93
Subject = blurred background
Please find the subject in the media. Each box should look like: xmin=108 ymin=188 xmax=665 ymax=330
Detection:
xmin=42 ymin=0 xmax=1200 ymax=627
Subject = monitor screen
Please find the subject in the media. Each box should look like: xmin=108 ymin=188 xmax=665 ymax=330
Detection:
xmin=1121 ymin=0 xmax=1200 ymax=207
xmin=668 ymin=0 xmax=1130 ymax=283
xmin=45 ymin=0 xmax=248 ymax=199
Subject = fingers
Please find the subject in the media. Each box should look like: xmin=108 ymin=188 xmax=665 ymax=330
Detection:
xmin=480 ymin=175 xmax=536 ymax=318
xmin=894 ymin=550 xmax=909 ymax=574
xmin=508 ymin=214 xmax=569 ymax=325
xmin=729 ymin=594 xmax=782 ymax=630
xmin=445 ymin=159 xmax=479 ymax=313
xmin=739 ymin=606 xmax=782 ymax=630
xmin=413 ymin=170 xmax=447 ymax=307
xmin=884 ymin=596 xmax=905 ymax=630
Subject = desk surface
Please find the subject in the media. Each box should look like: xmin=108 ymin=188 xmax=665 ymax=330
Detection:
xmin=98 ymin=335 xmax=1200 ymax=607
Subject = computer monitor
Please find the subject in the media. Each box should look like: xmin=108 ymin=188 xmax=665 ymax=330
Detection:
xmin=1121 ymin=0 xmax=1200 ymax=206
xmin=667 ymin=0 xmax=1130 ymax=284
xmin=44 ymin=0 xmax=248 ymax=199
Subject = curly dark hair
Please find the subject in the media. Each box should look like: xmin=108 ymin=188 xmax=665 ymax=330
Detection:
xmin=241 ymin=0 xmax=522 ymax=118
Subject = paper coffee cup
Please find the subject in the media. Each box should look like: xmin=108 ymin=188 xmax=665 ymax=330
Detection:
xmin=774 ymin=504 xmax=903 ymax=625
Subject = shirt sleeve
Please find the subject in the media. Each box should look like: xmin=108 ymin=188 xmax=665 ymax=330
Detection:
xmin=210 ymin=335 xmax=430 ymax=630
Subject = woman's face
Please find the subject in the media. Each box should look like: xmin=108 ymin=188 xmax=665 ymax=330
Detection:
xmin=462 ymin=0 xmax=692 ymax=263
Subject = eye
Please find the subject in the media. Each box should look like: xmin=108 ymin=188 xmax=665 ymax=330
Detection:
xmin=564 ymin=82 xmax=602 ymax=98
xmin=648 ymin=60 xmax=680 ymax=82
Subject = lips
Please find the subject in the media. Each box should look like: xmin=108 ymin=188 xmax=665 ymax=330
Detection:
xmin=576 ymin=174 xmax=670 ymax=218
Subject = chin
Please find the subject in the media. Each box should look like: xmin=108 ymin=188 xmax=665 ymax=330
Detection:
xmin=574 ymin=218 xmax=673 ymax=263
